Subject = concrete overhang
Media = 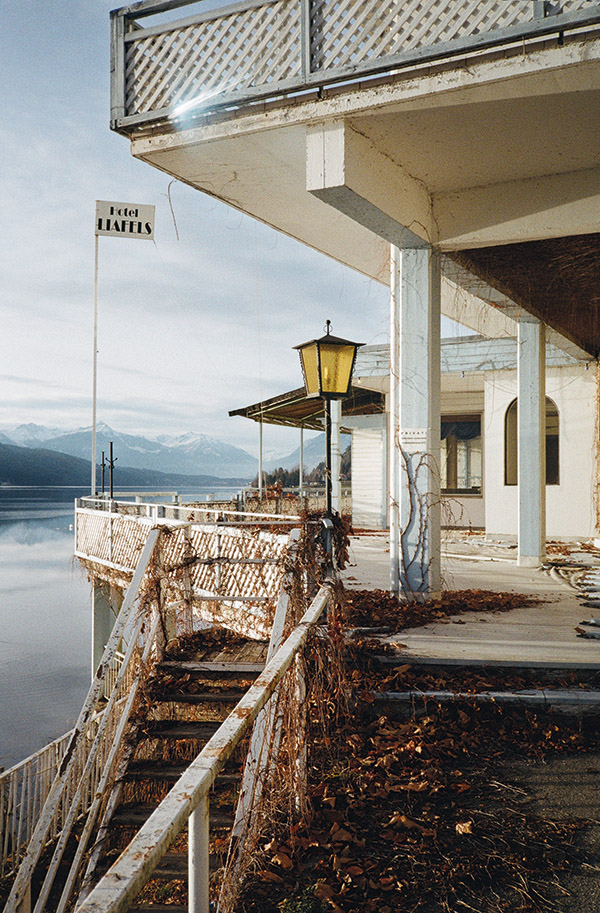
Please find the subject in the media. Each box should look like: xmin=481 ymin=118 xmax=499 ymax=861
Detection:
xmin=130 ymin=35 xmax=600 ymax=354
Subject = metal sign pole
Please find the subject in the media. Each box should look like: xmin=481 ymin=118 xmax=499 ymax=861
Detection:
xmin=91 ymin=200 xmax=155 ymax=497
xmin=91 ymin=232 xmax=99 ymax=496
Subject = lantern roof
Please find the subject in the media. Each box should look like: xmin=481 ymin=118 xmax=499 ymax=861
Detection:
xmin=293 ymin=320 xmax=364 ymax=352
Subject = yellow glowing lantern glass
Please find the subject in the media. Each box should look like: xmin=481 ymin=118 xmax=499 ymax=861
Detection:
xmin=294 ymin=321 xmax=363 ymax=400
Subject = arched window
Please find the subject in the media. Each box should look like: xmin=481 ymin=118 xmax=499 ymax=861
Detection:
xmin=504 ymin=397 xmax=559 ymax=486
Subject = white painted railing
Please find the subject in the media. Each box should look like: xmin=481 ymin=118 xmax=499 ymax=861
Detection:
xmin=110 ymin=0 xmax=600 ymax=131
xmin=102 ymin=650 xmax=126 ymax=700
xmin=77 ymin=495 xmax=301 ymax=524
xmin=74 ymin=506 xmax=293 ymax=639
xmin=75 ymin=581 xmax=332 ymax=913
xmin=4 ymin=531 xmax=164 ymax=913
xmin=0 ymin=732 xmax=73 ymax=879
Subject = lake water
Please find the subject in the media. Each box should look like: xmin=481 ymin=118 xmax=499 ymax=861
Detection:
xmin=0 ymin=486 xmax=239 ymax=768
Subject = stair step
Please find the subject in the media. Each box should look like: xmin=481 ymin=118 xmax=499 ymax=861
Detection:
xmin=141 ymin=721 xmax=222 ymax=740
xmin=126 ymin=761 xmax=239 ymax=783
xmin=153 ymin=851 xmax=220 ymax=878
xmin=113 ymin=804 xmax=234 ymax=828
xmin=159 ymin=660 xmax=264 ymax=675
xmin=156 ymin=691 xmax=246 ymax=704
xmin=132 ymin=906 xmax=188 ymax=913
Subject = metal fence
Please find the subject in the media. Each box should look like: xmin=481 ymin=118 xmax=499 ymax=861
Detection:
xmin=74 ymin=582 xmax=332 ymax=913
xmin=110 ymin=0 xmax=600 ymax=131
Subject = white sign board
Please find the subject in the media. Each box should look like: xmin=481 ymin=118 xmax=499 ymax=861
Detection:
xmin=398 ymin=428 xmax=428 ymax=451
xmin=95 ymin=200 xmax=155 ymax=240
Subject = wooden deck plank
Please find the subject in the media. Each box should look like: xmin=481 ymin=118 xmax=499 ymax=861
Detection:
xmin=159 ymin=660 xmax=264 ymax=674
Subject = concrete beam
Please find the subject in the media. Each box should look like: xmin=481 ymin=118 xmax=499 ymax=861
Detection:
xmin=436 ymin=167 xmax=600 ymax=250
xmin=307 ymin=120 xmax=434 ymax=248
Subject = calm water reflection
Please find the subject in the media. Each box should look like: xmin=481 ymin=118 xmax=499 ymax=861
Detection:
xmin=0 ymin=486 xmax=239 ymax=767
xmin=0 ymin=489 xmax=91 ymax=767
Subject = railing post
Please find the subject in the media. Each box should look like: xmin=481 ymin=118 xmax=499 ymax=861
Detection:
xmin=110 ymin=10 xmax=126 ymax=125
xmin=533 ymin=1 xmax=558 ymax=17
xmin=301 ymin=0 xmax=312 ymax=79
xmin=183 ymin=524 xmax=194 ymax=635
xmin=188 ymin=794 xmax=210 ymax=913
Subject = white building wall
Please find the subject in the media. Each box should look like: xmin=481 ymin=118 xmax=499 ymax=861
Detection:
xmin=349 ymin=415 xmax=387 ymax=530
xmin=442 ymin=494 xmax=486 ymax=529
xmin=484 ymin=364 xmax=597 ymax=539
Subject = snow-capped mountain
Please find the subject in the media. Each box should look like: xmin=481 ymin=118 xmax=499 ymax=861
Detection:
xmin=264 ymin=432 xmax=351 ymax=473
xmin=0 ymin=423 xmax=257 ymax=480
xmin=6 ymin=423 xmax=64 ymax=447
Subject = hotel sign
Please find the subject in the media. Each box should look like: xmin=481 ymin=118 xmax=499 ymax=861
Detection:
xmin=95 ymin=200 xmax=155 ymax=240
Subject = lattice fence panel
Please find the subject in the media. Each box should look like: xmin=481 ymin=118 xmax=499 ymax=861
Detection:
xmin=76 ymin=511 xmax=113 ymax=565
xmin=109 ymin=515 xmax=148 ymax=569
xmin=125 ymin=0 xmax=302 ymax=116
xmin=76 ymin=511 xmax=149 ymax=570
xmin=310 ymin=0 xmax=534 ymax=72
xmin=560 ymin=0 xmax=600 ymax=12
xmin=186 ymin=526 xmax=288 ymax=600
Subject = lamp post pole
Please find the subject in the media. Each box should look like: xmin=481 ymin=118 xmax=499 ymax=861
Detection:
xmin=324 ymin=399 xmax=332 ymax=516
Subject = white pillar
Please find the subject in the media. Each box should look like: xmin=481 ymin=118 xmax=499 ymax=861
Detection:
xmin=389 ymin=247 xmax=400 ymax=595
xmin=299 ymin=424 xmax=304 ymax=501
xmin=390 ymin=245 xmax=441 ymax=597
xmin=331 ymin=399 xmax=342 ymax=513
xmin=258 ymin=419 xmax=263 ymax=500
xmin=517 ymin=319 xmax=546 ymax=566
xmin=92 ymin=582 xmax=120 ymax=676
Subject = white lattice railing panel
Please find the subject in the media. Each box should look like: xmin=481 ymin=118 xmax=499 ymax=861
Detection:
xmin=310 ymin=0 xmax=532 ymax=72
xmin=75 ymin=507 xmax=291 ymax=616
xmin=113 ymin=0 xmax=600 ymax=127
xmin=125 ymin=0 xmax=302 ymax=117
xmin=76 ymin=509 xmax=148 ymax=571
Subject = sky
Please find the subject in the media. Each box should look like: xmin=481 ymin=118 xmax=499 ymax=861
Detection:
xmin=0 ymin=1 xmax=448 ymax=459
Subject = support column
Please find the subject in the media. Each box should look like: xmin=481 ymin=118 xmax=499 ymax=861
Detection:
xmin=331 ymin=399 xmax=342 ymax=514
xmin=92 ymin=582 xmax=121 ymax=676
xmin=299 ymin=424 xmax=304 ymax=502
xmin=389 ymin=245 xmax=441 ymax=597
xmin=258 ymin=419 xmax=263 ymax=500
xmin=517 ymin=319 xmax=546 ymax=566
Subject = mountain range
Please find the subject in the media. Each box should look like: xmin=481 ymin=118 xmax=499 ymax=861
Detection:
xmin=0 ymin=423 xmax=344 ymax=482
xmin=0 ymin=423 xmax=258 ymax=480
xmin=0 ymin=442 xmax=243 ymax=488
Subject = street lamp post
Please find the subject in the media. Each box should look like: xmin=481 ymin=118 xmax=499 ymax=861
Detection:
xmin=294 ymin=320 xmax=362 ymax=517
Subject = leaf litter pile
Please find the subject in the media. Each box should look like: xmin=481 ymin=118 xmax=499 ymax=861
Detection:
xmin=345 ymin=588 xmax=538 ymax=634
xmin=236 ymin=589 xmax=600 ymax=913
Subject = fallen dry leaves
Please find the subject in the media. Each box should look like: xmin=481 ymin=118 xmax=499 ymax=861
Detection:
xmin=237 ymin=590 xmax=599 ymax=913
xmin=344 ymin=588 xmax=537 ymax=633
xmin=238 ymin=698 xmax=595 ymax=913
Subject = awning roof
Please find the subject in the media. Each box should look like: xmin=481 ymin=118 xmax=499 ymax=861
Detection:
xmin=229 ymin=386 xmax=385 ymax=432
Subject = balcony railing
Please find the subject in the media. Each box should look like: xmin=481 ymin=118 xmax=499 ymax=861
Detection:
xmin=111 ymin=0 xmax=600 ymax=133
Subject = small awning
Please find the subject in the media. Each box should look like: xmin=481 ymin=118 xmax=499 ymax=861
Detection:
xmin=229 ymin=386 xmax=385 ymax=432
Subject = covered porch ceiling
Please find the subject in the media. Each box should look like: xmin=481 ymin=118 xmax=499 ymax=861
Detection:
xmin=229 ymin=386 xmax=385 ymax=432
xmin=130 ymin=31 xmax=600 ymax=355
